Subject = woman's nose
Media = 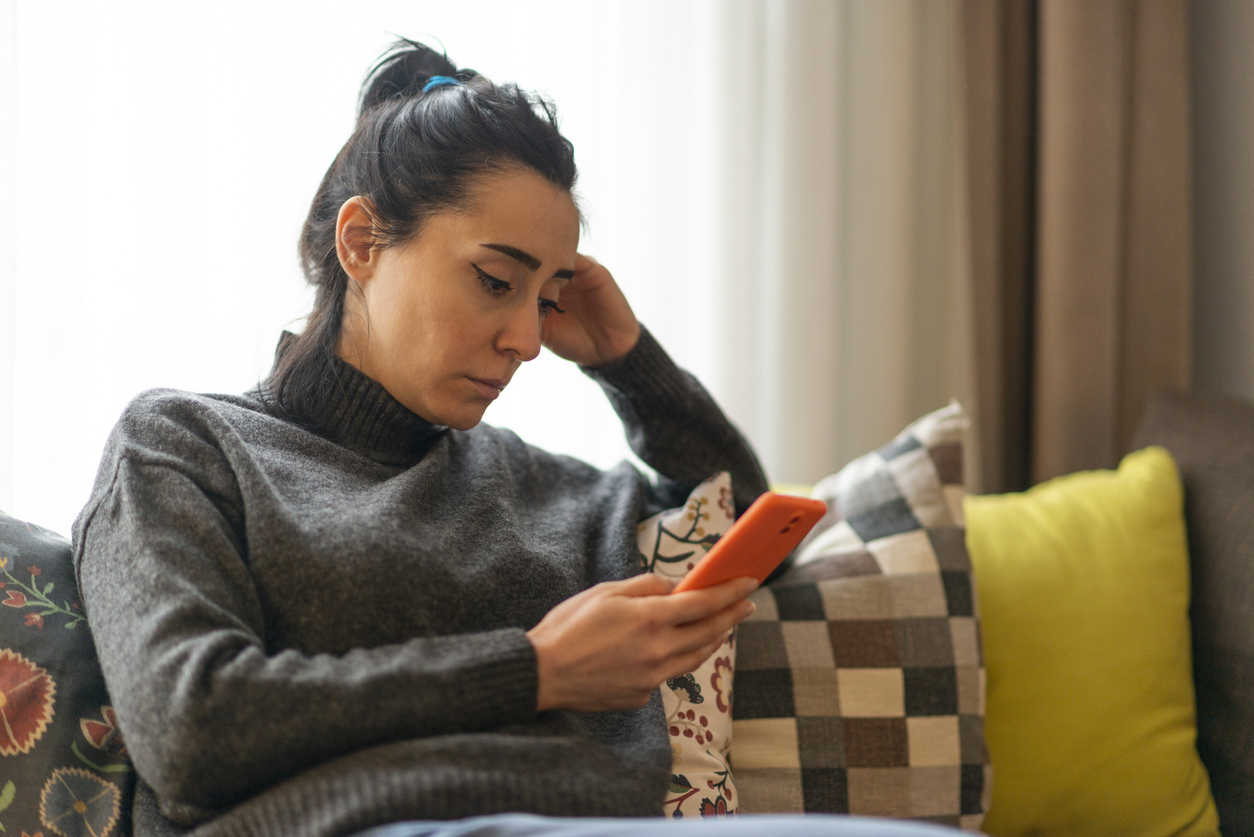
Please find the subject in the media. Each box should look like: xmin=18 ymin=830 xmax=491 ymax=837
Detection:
xmin=497 ymin=300 xmax=543 ymax=362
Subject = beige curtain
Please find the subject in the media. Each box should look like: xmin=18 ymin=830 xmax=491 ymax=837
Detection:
xmin=965 ymin=0 xmax=1192 ymax=491
xmin=963 ymin=0 xmax=1037 ymax=493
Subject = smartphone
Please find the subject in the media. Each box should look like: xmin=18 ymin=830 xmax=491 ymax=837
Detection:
xmin=670 ymin=492 xmax=828 ymax=594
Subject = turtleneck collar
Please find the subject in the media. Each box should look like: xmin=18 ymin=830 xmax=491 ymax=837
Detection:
xmin=253 ymin=332 xmax=448 ymax=468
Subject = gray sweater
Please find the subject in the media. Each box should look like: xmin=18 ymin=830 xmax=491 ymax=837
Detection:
xmin=72 ymin=327 xmax=767 ymax=837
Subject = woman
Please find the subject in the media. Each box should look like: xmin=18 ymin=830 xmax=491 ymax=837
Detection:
xmin=74 ymin=41 xmax=958 ymax=837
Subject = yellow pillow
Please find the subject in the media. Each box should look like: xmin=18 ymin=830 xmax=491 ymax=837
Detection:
xmin=965 ymin=447 xmax=1219 ymax=836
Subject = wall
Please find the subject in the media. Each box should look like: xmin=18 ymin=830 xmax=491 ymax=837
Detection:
xmin=1191 ymin=1 xmax=1254 ymax=401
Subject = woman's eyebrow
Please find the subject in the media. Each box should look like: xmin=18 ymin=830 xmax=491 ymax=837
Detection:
xmin=482 ymin=243 xmax=541 ymax=270
xmin=481 ymin=243 xmax=574 ymax=279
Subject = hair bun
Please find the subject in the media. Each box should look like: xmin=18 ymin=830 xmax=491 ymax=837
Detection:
xmin=358 ymin=39 xmax=475 ymax=116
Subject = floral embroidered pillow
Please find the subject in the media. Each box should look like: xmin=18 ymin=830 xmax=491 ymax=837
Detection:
xmin=0 ymin=510 xmax=133 ymax=837
xmin=637 ymin=472 xmax=738 ymax=818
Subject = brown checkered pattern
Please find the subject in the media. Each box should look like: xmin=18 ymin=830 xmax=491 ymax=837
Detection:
xmin=731 ymin=403 xmax=990 ymax=830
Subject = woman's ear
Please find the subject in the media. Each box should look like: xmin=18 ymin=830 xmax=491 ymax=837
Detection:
xmin=335 ymin=197 xmax=379 ymax=284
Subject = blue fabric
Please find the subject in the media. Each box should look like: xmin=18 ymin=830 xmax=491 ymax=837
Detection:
xmin=354 ymin=813 xmax=962 ymax=837
xmin=422 ymin=75 xmax=462 ymax=92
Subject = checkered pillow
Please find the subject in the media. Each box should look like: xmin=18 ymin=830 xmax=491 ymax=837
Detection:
xmin=731 ymin=402 xmax=989 ymax=830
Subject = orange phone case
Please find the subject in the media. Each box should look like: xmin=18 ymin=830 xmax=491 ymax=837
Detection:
xmin=670 ymin=492 xmax=828 ymax=594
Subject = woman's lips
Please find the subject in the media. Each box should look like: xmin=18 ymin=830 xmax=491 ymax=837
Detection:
xmin=467 ymin=377 xmax=507 ymax=400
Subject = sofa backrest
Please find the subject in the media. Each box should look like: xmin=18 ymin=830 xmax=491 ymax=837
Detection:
xmin=1133 ymin=390 xmax=1254 ymax=837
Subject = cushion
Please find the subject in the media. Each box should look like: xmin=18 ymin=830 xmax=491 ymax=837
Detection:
xmin=637 ymin=473 xmax=738 ymax=818
xmin=1133 ymin=392 xmax=1254 ymax=837
xmin=0 ymin=510 xmax=134 ymax=837
xmin=965 ymin=446 xmax=1220 ymax=836
xmin=731 ymin=402 xmax=989 ymax=830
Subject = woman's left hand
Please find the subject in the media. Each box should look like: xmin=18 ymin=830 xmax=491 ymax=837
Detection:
xmin=541 ymin=254 xmax=641 ymax=368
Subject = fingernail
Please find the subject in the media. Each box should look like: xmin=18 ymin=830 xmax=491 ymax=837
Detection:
xmin=744 ymin=601 xmax=757 ymax=617
xmin=744 ymin=578 xmax=760 ymax=594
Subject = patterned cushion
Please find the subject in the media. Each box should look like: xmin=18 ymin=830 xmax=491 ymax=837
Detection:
xmin=638 ymin=473 xmax=738 ymax=818
xmin=731 ymin=403 xmax=989 ymax=830
xmin=0 ymin=511 xmax=134 ymax=837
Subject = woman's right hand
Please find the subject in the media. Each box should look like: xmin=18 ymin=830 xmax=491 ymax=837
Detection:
xmin=540 ymin=254 xmax=641 ymax=368
xmin=526 ymin=574 xmax=758 ymax=713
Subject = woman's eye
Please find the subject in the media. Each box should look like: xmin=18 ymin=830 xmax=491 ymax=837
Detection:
xmin=472 ymin=264 xmax=511 ymax=297
xmin=539 ymin=298 xmax=566 ymax=318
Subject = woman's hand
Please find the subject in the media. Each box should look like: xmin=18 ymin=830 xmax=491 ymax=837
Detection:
xmin=526 ymin=574 xmax=757 ymax=713
xmin=541 ymin=253 xmax=641 ymax=368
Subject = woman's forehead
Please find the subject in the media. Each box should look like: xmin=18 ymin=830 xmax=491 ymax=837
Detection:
xmin=447 ymin=170 xmax=580 ymax=252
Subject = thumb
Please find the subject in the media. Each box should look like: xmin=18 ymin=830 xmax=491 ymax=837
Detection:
xmin=609 ymin=573 xmax=675 ymax=598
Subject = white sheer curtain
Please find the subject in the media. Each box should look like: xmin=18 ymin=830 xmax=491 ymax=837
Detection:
xmin=0 ymin=0 xmax=972 ymax=536
xmin=707 ymin=0 xmax=973 ymax=486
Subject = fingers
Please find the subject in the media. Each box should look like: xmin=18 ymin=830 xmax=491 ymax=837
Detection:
xmin=528 ymin=573 xmax=756 ymax=713
xmin=593 ymin=573 xmax=751 ymax=622
xmin=667 ymin=597 xmax=754 ymax=656
xmin=667 ymin=577 xmax=759 ymax=625
xmin=573 ymin=252 xmax=603 ymax=274
xmin=667 ymin=636 xmax=728 ymax=681
xmin=544 ymin=253 xmax=639 ymax=368
xmin=602 ymin=574 xmax=753 ymax=633
xmin=569 ymin=253 xmax=609 ymax=291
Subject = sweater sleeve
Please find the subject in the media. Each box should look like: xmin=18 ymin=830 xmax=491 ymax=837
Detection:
xmin=583 ymin=325 xmax=769 ymax=517
xmin=73 ymin=410 xmax=538 ymax=825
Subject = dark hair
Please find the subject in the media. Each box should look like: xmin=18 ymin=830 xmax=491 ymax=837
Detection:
xmin=268 ymin=39 xmax=578 ymax=428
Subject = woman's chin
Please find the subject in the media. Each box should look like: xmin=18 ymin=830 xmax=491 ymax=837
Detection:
xmin=438 ymin=403 xmax=490 ymax=431
xmin=400 ymin=392 xmax=488 ymax=431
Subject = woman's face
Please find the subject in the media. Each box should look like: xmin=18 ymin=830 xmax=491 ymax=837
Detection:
xmin=337 ymin=168 xmax=579 ymax=430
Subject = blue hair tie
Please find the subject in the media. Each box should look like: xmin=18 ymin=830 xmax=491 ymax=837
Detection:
xmin=422 ymin=75 xmax=462 ymax=93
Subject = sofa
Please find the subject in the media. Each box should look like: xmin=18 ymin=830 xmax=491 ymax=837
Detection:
xmin=1130 ymin=392 xmax=1254 ymax=835
xmin=0 ymin=390 xmax=1250 ymax=837
xmin=721 ymin=391 xmax=1252 ymax=836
